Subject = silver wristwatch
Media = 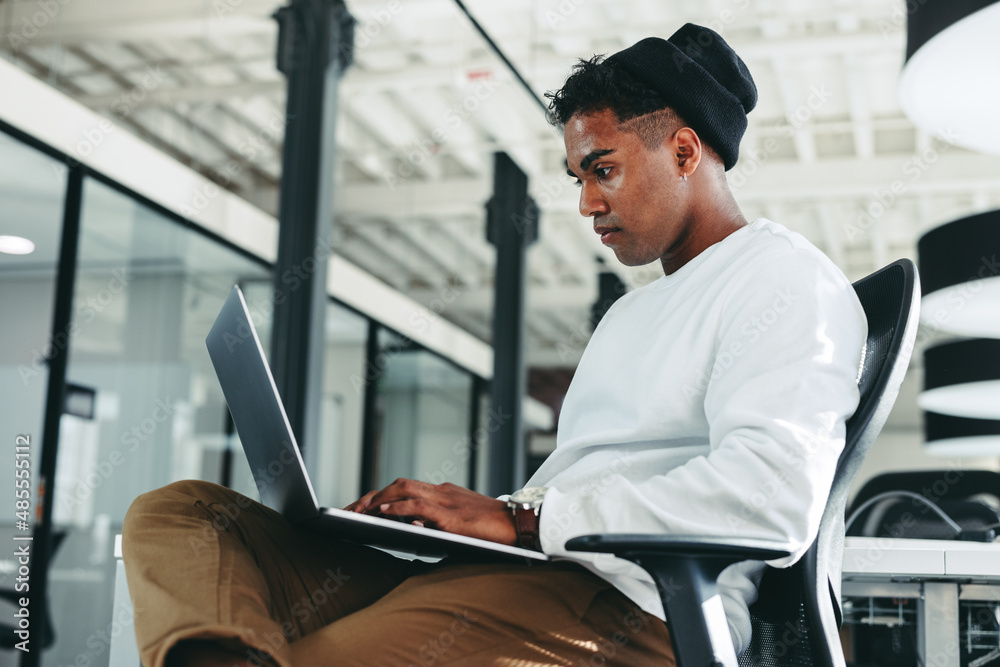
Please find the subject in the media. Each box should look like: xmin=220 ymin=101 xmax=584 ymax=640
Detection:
xmin=507 ymin=486 xmax=548 ymax=550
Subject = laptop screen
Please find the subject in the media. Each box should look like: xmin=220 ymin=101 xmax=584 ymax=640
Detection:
xmin=205 ymin=286 xmax=320 ymax=522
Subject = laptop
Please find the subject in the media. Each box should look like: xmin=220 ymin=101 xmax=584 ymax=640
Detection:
xmin=206 ymin=285 xmax=548 ymax=562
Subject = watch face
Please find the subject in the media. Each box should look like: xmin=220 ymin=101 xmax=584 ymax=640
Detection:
xmin=510 ymin=486 xmax=548 ymax=505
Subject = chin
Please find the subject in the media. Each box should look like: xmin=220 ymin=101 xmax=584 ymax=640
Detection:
xmin=613 ymin=251 xmax=657 ymax=268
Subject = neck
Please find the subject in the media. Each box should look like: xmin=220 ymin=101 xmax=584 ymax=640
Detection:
xmin=660 ymin=179 xmax=747 ymax=276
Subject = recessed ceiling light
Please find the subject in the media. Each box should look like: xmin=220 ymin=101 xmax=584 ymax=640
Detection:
xmin=0 ymin=236 xmax=35 ymax=255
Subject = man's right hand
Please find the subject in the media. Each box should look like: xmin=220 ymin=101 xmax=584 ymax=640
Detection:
xmin=343 ymin=478 xmax=519 ymax=546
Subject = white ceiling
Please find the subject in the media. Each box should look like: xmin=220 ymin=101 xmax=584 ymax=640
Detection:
xmin=4 ymin=0 xmax=1000 ymax=434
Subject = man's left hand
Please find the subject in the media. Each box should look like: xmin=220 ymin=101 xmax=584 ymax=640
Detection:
xmin=345 ymin=479 xmax=517 ymax=546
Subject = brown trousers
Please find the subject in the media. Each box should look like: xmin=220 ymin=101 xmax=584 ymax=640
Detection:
xmin=122 ymin=480 xmax=675 ymax=667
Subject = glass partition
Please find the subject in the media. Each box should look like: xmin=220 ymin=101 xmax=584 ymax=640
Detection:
xmin=45 ymin=176 xmax=271 ymax=665
xmin=0 ymin=132 xmax=66 ymax=666
xmin=312 ymin=301 xmax=369 ymax=508
xmin=372 ymin=329 xmax=476 ymax=491
xmin=0 ymin=123 xmax=489 ymax=666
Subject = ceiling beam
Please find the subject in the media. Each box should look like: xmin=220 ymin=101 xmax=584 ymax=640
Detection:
xmin=771 ymin=57 xmax=817 ymax=163
xmin=844 ymin=53 xmax=875 ymax=160
xmin=337 ymin=176 xmax=491 ymax=216
xmin=344 ymin=224 xmax=451 ymax=289
xmin=5 ymin=0 xmax=279 ymax=48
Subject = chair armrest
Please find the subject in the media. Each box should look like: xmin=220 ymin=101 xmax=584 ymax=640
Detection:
xmin=565 ymin=535 xmax=792 ymax=667
xmin=565 ymin=533 xmax=792 ymax=562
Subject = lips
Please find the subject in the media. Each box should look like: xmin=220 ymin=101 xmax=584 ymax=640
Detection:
xmin=594 ymin=225 xmax=621 ymax=245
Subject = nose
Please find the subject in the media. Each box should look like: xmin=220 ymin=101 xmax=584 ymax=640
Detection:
xmin=579 ymin=182 xmax=609 ymax=218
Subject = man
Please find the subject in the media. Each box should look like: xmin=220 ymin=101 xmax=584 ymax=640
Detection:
xmin=123 ymin=23 xmax=865 ymax=667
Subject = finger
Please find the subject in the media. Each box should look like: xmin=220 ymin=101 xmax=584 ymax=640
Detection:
xmin=344 ymin=489 xmax=378 ymax=513
xmin=365 ymin=478 xmax=435 ymax=511
xmin=375 ymin=497 xmax=436 ymax=525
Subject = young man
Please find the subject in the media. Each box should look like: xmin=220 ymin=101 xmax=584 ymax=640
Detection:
xmin=123 ymin=23 xmax=865 ymax=667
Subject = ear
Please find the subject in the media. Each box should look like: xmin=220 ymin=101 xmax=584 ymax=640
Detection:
xmin=673 ymin=127 xmax=702 ymax=177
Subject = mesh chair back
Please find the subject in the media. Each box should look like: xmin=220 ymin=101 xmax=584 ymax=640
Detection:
xmin=737 ymin=259 xmax=920 ymax=667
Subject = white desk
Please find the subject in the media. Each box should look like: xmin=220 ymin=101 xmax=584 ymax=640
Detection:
xmin=842 ymin=537 xmax=1000 ymax=667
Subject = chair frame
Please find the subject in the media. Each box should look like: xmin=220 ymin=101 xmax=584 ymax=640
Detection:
xmin=567 ymin=259 xmax=921 ymax=667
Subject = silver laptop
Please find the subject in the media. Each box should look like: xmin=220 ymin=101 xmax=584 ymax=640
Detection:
xmin=206 ymin=285 xmax=548 ymax=562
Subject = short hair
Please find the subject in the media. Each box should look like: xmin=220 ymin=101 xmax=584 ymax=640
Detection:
xmin=546 ymin=54 xmax=669 ymax=125
xmin=546 ymin=55 xmax=716 ymax=158
xmin=617 ymin=108 xmax=684 ymax=151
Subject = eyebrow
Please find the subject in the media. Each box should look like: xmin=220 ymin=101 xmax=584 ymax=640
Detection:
xmin=565 ymin=149 xmax=615 ymax=178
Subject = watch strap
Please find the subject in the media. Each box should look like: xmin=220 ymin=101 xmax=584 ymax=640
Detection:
xmin=513 ymin=506 xmax=541 ymax=551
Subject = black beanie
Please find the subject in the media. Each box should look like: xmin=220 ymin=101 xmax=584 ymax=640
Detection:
xmin=604 ymin=24 xmax=757 ymax=170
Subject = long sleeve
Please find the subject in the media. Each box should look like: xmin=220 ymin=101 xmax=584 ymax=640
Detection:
xmin=526 ymin=219 xmax=867 ymax=650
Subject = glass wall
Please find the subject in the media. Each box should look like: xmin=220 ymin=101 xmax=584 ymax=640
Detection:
xmin=46 ymin=176 xmax=272 ymax=664
xmin=0 ymin=125 xmax=488 ymax=666
xmin=371 ymin=329 xmax=477 ymax=491
xmin=311 ymin=301 xmax=370 ymax=508
xmin=0 ymin=132 xmax=66 ymax=665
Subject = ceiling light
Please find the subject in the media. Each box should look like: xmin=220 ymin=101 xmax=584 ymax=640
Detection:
xmin=919 ymin=339 xmax=1000 ymax=419
xmin=918 ymin=210 xmax=1000 ymax=338
xmin=0 ymin=235 xmax=36 ymax=255
xmin=899 ymin=1 xmax=1000 ymax=154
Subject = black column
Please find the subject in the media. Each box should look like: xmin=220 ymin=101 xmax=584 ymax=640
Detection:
xmin=485 ymin=152 xmax=538 ymax=497
xmin=466 ymin=374 xmax=486 ymax=492
xmin=269 ymin=0 xmax=354 ymax=454
xmin=359 ymin=320 xmax=382 ymax=492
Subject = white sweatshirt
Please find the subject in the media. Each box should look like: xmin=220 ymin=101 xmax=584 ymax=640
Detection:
xmin=527 ymin=218 xmax=867 ymax=652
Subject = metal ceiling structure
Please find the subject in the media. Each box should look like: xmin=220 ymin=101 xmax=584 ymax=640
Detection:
xmin=5 ymin=0 xmax=1000 ymax=436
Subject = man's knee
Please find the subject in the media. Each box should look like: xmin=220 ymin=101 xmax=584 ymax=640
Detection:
xmin=126 ymin=479 xmax=221 ymax=518
xmin=123 ymin=479 xmax=244 ymax=546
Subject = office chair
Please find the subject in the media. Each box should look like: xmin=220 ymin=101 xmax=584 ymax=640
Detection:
xmin=567 ymin=258 xmax=920 ymax=667
xmin=847 ymin=469 xmax=1000 ymax=541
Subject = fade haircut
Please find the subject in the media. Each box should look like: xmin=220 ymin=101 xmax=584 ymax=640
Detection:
xmin=546 ymin=54 xmax=720 ymax=160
